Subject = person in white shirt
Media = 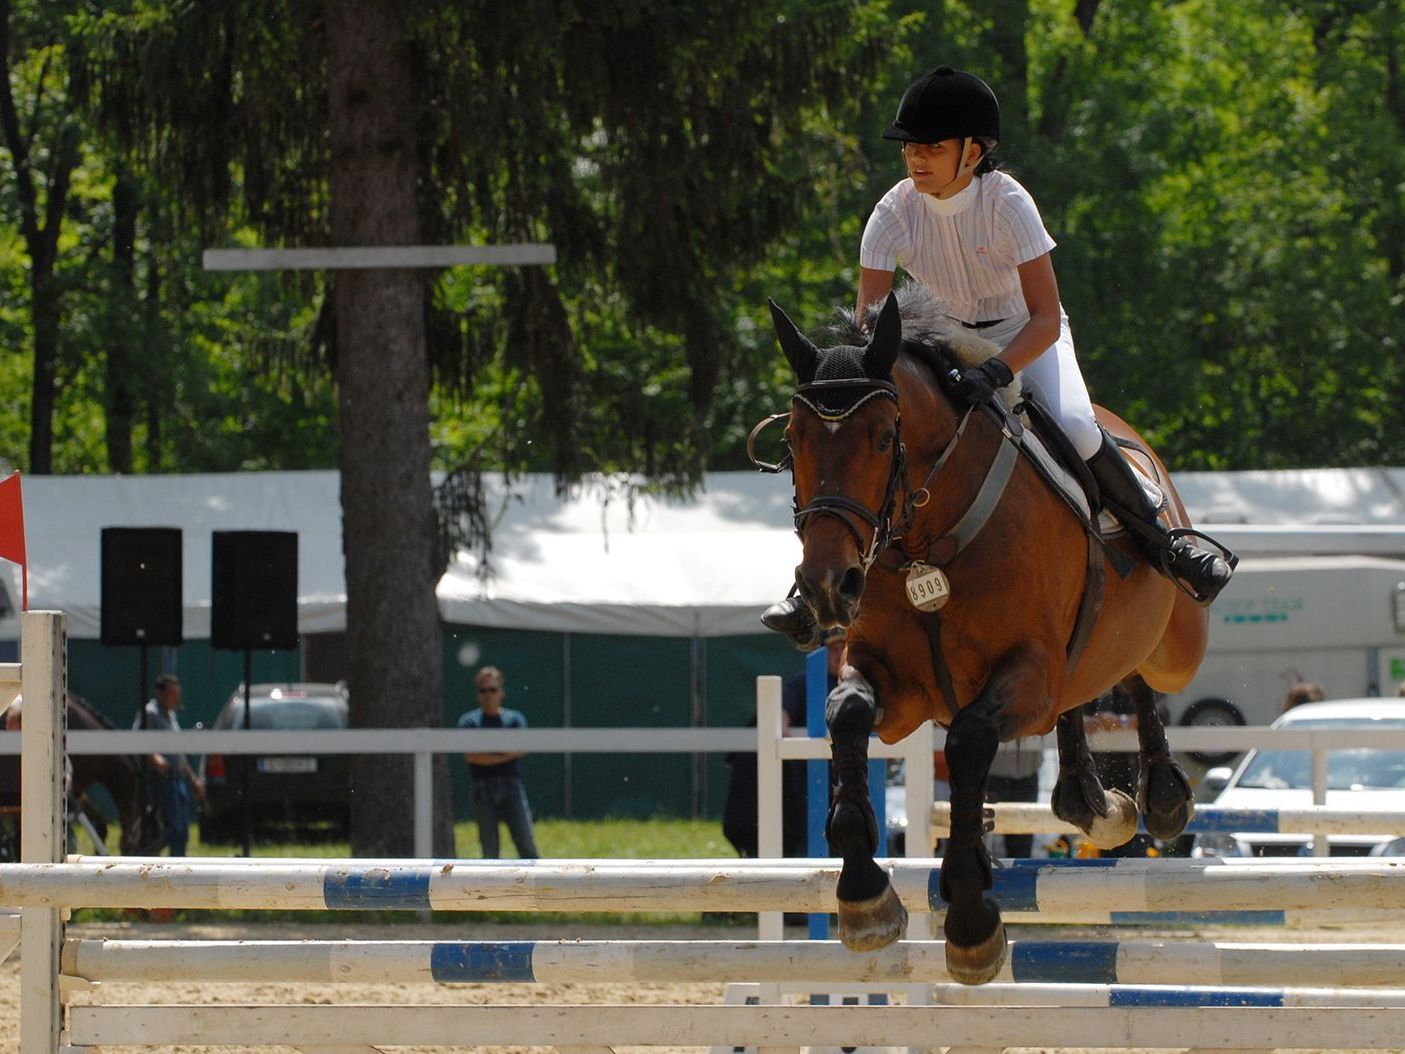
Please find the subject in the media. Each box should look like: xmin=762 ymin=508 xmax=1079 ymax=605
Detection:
xmin=134 ymin=673 xmax=204 ymax=856
xmin=763 ymin=66 xmax=1230 ymax=647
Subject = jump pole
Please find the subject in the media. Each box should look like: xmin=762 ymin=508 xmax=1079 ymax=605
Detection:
xmin=937 ymin=799 xmax=1405 ymax=837
xmin=62 ymin=1003 xmax=1405 ymax=1050
xmin=62 ymin=937 xmax=1405 ymax=989
xmin=6 ymin=857 xmax=1405 ymax=914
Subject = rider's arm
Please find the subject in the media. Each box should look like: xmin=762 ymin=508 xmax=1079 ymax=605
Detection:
xmin=855 ymin=267 xmax=896 ymax=324
xmin=994 ymin=252 xmax=1061 ymax=374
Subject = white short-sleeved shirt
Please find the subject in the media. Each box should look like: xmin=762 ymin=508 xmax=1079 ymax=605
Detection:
xmin=860 ymin=171 xmax=1057 ymax=326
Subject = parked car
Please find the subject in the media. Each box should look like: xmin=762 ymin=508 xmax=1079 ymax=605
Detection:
xmin=198 ymin=682 xmax=351 ymax=843
xmin=1192 ymin=699 xmax=1405 ymax=858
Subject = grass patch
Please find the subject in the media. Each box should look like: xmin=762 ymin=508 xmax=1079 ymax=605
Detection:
xmin=70 ymin=816 xmax=751 ymax=929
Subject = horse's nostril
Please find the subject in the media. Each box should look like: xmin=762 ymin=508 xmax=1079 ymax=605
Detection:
xmin=838 ymin=565 xmax=866 ymax=602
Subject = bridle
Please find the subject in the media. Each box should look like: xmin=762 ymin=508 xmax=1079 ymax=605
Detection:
xmin=749 ymin=376 xmax=909 ymax=572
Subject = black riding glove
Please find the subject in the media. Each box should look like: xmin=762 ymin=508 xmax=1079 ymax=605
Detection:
xmin=953 ymin=358 xmax=1015 ymax=406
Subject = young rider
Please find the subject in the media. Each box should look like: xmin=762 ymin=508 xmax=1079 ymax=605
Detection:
xmin=763 ymin=65 xmax=1232 ymax=646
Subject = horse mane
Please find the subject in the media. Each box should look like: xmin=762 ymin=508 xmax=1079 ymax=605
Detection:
xmin=822 ymin=283 xmax=1022 ymax=409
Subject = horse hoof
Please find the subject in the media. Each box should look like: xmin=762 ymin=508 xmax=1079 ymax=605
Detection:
xmin=945 ymin=921 xmax=1007 ymax=985
xmin=837 ymin=883 xmax=907 ymax=951
xmin=1140 ymin=761 xmax=1196 ymax=840
xmin=1144 ymin=796 xmax=1194 ymax=841
xmin=1085 ymin=787 xmax=1138 ymax=849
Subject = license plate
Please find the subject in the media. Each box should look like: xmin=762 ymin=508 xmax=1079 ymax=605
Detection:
xmin=258 ymin=756 xmax=317 ymax=774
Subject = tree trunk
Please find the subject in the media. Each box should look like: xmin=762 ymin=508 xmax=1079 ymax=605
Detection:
xmin=26 ymin=128 xmax=76 ymax=475
xmin=28 ymin=264 xmax=59 ymax=475
xmin=325 ymin=0 xmax=452 ymax=857
xmin=0 ymin=0 xmax=78 ymax=476
xmin=105 ymin=168 xmax=138 ymax=474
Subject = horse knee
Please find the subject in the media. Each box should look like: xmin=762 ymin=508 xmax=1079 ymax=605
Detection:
xmin=826 ymin=680 xmax=876 ymax=742
xmin=946 ymin=703 xmax=999 ymax=785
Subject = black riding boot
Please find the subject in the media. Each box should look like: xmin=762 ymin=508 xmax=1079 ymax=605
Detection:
xmin=760 ymin=591 xmax=824 ymax=651
xmin=1086 ymin=430 xmax=1232 ymax=602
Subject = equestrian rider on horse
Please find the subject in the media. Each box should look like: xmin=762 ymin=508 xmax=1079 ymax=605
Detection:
xmin=764 ymin=66 xmax=1232 ymax=647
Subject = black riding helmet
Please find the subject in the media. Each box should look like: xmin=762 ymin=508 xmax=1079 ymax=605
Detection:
xmin=882 ymin=66 xmax=1000 ymax=145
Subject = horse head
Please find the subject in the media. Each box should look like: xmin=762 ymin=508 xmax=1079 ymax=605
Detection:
xmin=770 ymin=294 xmax=905 ymax=628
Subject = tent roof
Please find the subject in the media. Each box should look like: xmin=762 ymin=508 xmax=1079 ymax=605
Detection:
xmin=4 ymin=466 xmax=1404 ymax=639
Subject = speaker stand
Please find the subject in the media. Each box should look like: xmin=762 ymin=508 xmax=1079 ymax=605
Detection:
xmin=135 ymin=642 xmax=151 ymax=853
xmin=240 ymin=650 xmax=253 ymax=859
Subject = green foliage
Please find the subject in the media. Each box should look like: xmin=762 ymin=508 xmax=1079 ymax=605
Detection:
xmin=3 ymin=0 xmax=1405 ymax=479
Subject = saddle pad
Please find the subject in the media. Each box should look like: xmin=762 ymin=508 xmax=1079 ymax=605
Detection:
xmin=1018 ymin=432 xmax=1164 ymax=537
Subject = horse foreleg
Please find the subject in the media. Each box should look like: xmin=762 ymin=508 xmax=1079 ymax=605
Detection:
xmin=1129 ymin=679 xmax=1195 ymax=839
xmin=939 ymin=689 xmax=1006 ymax=985
xmin=826 ymin=674 xmax=907 ymax=952
xmin=1051 ymin=708 xmax=1138 ymax=850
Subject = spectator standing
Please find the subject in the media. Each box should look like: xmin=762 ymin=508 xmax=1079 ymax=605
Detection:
xmin=458 ymin=666 xmax=540 ymax=859
xmin=134 ymin=674 xmax=204 ymax=857
xmin=984 ymin=735 xmax=1046 ymax=857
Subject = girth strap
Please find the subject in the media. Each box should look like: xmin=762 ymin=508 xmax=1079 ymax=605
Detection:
xmin=922 ymin=613 xmax=961 ymax=725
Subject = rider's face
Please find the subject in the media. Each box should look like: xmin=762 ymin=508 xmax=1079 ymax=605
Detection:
xmin=902 ymin=139 xmax=975 ymax=197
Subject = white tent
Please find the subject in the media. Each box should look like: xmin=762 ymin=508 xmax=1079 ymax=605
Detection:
xmin=3 ymin=466 xmax=1404 ymax=640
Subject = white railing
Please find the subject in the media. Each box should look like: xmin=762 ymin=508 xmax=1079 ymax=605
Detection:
xmin=10 ymin=685 xmax=1405 ymax=865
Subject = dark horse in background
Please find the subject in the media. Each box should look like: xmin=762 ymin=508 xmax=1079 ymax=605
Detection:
xmin=762 ymin=287 xmax=1207 ymax=984
xmin=0 ymin=695 xmax=155 ymax=857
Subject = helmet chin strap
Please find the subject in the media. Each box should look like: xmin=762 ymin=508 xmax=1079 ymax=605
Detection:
xmin=930 ymin=136 xmax=979 ymax=199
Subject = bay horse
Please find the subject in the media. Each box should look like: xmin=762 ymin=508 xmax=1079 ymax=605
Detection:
xmin=0 ymin=695 xmax=153 ymax=856
xmin=760 ymin=286 xmax=1206 ymax=984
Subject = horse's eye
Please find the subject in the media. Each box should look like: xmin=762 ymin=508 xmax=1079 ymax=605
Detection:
xmin=877 ymin=430 xmax=895 ymax=453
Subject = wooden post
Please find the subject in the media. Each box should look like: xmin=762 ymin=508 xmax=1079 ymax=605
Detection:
xmin=19 ymin=610 xmax=65 ymax=1054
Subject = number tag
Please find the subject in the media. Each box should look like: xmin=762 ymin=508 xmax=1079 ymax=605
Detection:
xmin=905 ymin=562 xmax=951 ymax=612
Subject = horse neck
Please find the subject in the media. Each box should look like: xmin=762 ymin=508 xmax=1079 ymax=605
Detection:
xmin=894 ymin=354 xmax=959 ymax=460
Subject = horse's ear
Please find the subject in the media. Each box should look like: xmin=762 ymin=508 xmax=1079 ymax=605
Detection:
xmin=865 ymin=294 xmax=902 ymax=378
xmin=768 ymin=299 xmax=818 ymax=383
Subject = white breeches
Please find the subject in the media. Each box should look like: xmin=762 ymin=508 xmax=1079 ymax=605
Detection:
xmin=986 ymin=310 xmax=1102 ymax=460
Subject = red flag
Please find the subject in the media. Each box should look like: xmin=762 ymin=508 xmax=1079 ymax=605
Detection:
xmin=0 ymin=472 xmax=27 ymax=610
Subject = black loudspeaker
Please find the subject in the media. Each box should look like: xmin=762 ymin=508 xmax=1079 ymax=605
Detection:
xmin=211 ymin=531 xmax=299 ymax=651
xmin=101 ymin=527 xmax=184 ymax=646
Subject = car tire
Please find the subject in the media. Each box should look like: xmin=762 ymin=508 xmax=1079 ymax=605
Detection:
xmin=1180 ymin=698 xmax=1246 ymax=766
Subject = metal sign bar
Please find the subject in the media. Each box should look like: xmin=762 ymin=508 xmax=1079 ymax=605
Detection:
xmin=202 ymin=244 xmax=556 ymax=271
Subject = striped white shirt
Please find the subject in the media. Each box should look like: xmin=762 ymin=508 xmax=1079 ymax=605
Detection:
xmin=860 ymin=171 xmax=1057 ymax=326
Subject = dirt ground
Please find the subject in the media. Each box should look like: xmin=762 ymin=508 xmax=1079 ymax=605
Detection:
xmin=2 ymin=916 xmax=1401 ymax=1054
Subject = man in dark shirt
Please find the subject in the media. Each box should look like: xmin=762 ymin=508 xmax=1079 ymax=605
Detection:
xmin=457 ymin=666 xmax=540 ymax=858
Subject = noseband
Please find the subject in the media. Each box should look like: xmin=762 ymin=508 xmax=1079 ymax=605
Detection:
xmin=786 ymin=377 xmax=907 ymax=571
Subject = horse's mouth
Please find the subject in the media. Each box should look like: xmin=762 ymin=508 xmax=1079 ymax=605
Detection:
xmin=798 ymin=570 xmax=863 ymax=628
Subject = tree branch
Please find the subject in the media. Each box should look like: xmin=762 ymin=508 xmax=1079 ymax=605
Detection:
xmin=0 ymin=0 xmax=40 ymax=248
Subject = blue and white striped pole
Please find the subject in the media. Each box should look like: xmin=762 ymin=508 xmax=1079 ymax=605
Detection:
xmin=8 ymin=858 xmax=1405 ymax=918
xmin=63 ymin=937 xmax=1405 ymax=989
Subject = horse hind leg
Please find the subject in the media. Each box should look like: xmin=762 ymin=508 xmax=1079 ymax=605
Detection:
xmin=940 ymin=691 xmax=1007 ymax=985
xmin=1127 ymin=677 xmax=1195 ymax=839
xmin=825 ymin=676 xmax=907 ymax=952
xmin=1050 ymin=709 xmax=1138 ymax=850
